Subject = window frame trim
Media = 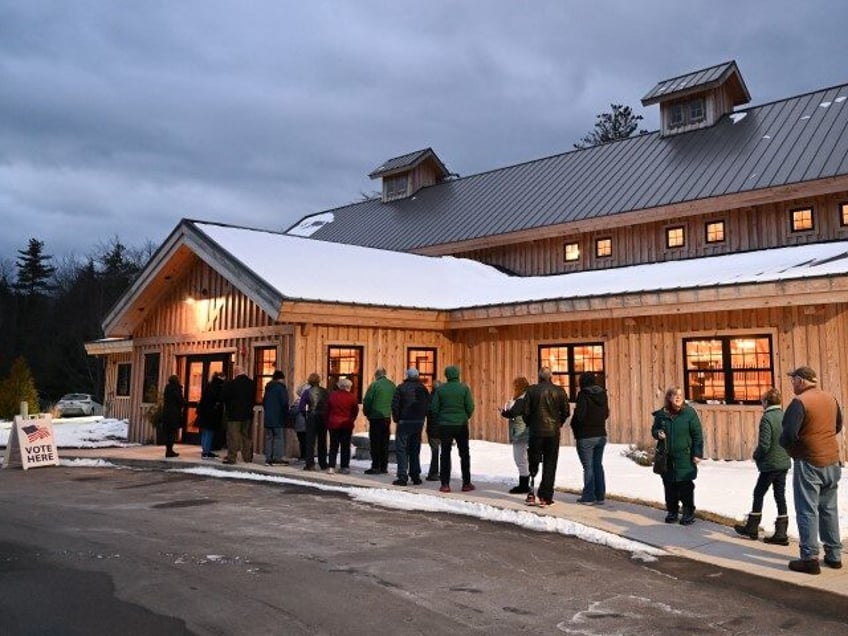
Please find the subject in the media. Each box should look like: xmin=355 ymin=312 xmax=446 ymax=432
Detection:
xmin=665 ymin=225 xmax=686 ymax=249
xmin=789 ymin=205 xmax=815 ymax=233
xmin=704 ymin=219 xmax=726 ymax=244
xmin=326 ymin=344 xmax=365 ymax=403
xmin=681 ymin=333 xmax=775 ymax=405
xmin=595 ymin=237 xmax=612 ymax=259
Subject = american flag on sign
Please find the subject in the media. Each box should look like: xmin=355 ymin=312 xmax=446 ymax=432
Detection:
xmin=22 ymin=424 xmax=51 ymax=443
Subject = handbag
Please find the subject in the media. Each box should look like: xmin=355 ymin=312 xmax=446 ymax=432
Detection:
xmin=653 ymin=440 xmax=668 ymax=475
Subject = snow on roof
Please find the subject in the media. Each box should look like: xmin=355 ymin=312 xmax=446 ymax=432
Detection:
xmin=196 ymin=222 xmax=848 ymax=311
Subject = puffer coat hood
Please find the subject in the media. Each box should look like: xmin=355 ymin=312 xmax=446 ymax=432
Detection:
xmin=444 ymin=365 xmax=460 ymax=381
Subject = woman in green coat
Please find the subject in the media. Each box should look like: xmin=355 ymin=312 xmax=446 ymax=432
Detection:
xmin=651 ymin=386 xmax=704 ymax=526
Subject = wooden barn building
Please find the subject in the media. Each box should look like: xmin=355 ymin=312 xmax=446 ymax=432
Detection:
xmin=87 ymin=61 xmax=848 ymax=461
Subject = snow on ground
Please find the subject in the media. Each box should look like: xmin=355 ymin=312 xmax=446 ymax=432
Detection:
xmin=3 ymin=417 xmax=847 ymax=547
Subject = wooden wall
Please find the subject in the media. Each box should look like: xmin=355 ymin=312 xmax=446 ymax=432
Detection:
xmin=452 ymin=304 xmax=847 ymax=462
xmin=103 ymin=351 xmax=133 ymax=421
xmin=459 ymin=190 xmax=848 ymax=275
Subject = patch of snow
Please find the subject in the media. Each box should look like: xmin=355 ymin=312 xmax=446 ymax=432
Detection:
xmin=286 ymin=212 xmax=335 ymax=237
xmin=729 ymin=112 xmax=747 ymax=124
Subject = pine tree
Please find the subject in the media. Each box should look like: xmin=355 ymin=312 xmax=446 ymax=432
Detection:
xmin=0 ymin=356 xmax=41 ymax=419
xmin=13 ymin=238 xmax=56 ymax=297
xmin=574 ymin=104 xmax=648 ymax=149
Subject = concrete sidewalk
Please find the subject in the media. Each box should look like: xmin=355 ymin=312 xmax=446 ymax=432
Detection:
xmin=64 ymin=444 xmax=848 ymax=598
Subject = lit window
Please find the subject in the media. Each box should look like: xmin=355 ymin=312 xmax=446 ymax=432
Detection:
xmin=666 ymin=226 xmax=685 ymax=248
xmin=595 ymin=238 xmax=612 ymax=258
xmin=840 ymin=202 xmax=848 ymax=226
xmin=406 ymin=348 xmax=437 ymax=391
xmin=254 ymin=346 xmax=277 ymax=403
xmin=538 ymin=343 xmax=605 ymax=399
xmin=683 ymin=335 xmax=774 ymax=404
xmin=790 ymin=207 xmax=814 ymax=232
xmin=705 ymin=221 xmax=725 ymax=243
xmin=327 ymin=345 xmax=364 ymax=402
xmin=116 ymin=363 xmax=131 ymax=397
xmin=564 ymin=242 xmax=580 ymax=262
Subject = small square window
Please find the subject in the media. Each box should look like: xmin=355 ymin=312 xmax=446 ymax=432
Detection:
xmin=564 ymin=242 xmax=580 ymax=262
xmin=595 ymin=238 xmax=612 ymax=258
xmin=666 ymin=226 xmax=685 ymax=248
xmin=790 ymin=207 xmax=814 ymax=232
xmin=705 ymin=221 xmax=725 ymax=243
xmin=689 ymin=98 xmax=705 ymax=123
xmin=840 ymin=202 xmax=848 ymax=227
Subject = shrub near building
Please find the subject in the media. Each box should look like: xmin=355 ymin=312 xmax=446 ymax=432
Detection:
xmin=0 ymin=356 xmax=40 ymax=420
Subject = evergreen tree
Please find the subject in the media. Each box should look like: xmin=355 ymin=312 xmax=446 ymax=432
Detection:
xmin=13 ymin=238 xmax=56 ymax=297
xmin=574 ymin=104 xmax=648 ymax=149
xmin=0 ymin=356 xmax=40 ymax=419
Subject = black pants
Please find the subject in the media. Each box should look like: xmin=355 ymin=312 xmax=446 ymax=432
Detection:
xmin=305 ymin=414 xmax=328 ymax=469
xmin=528 ymin=433 xmax=560 ymax=501
xmin=368 ymin=418 xmax=391 ymax=472
xmin=439 ymin=424 xmax=471 ymax=486
xmin=752 ymin=469 xmax=788 ymax=515
xmin=662 ymin=476 xmax=695 ymax=514
xmin=328 ymin=428 xmax=353 ymax=469
xmin=296 ymin=431 xmax=307 ymax=460
xmin=165 ymin=428 xmax=177 ymax=453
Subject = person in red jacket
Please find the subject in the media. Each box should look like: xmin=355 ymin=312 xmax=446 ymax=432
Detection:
xmin=326 ymin=377 xmax=359 ymax=474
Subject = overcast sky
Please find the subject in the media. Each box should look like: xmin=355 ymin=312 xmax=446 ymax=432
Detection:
xmin=2 ymin=1 xmax=848 ymax=267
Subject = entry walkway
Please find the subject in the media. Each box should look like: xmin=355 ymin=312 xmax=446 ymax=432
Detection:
xmin=65 ymin=445 xmax=848 ymax=598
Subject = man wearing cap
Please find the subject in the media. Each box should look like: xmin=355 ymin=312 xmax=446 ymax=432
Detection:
xmin=262 ymin=370 xmax=289 ymax=466
xmin=390 ymin=368 xmax=430 ymax=486
xmin=780 ymin=366 xmax=843 ymax=575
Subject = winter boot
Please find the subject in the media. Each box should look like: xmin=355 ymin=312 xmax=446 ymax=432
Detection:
xmin=763 ymin=515 xmax=790 ymax=546
xmin=733 ymin=512 xmax=761 ymax=540
xmin=509 ymin=475 xmax=531 ymax=494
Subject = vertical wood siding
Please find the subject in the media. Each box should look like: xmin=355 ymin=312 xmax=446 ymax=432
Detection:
xmin=459 ymin=190 xmax=848 ymax=275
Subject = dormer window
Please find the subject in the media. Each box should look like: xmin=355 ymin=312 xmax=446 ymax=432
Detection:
xmin=385 ymin=175 xmax=408 ymax=200
xmin=670 ymin=98 xmax=706 ymax=129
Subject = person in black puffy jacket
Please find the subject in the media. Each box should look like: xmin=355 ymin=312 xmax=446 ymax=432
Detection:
xmin=570 ymin=372 xmax=610 ymax=505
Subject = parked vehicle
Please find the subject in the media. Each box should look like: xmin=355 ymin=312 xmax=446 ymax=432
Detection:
xmin=55 ymin=393 xmax=102 ymax=417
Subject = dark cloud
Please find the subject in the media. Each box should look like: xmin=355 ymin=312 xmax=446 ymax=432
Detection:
xmin=1 ymin=1 xmax=847 ymax=262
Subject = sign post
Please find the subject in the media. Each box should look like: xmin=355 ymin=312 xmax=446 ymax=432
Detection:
xmin=2 ymin=414 xmax=60 ymax=470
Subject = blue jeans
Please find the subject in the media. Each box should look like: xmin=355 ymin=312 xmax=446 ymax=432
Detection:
xmin=263 ymin=427 xmax=285 ymax=462
xmin=200 ymin=429 xmax=215 ymax=455
xmin=793 ymin=459 xmax=842 ymax=561
xmin=576 ymin=436 xmax=607 ymax=502
xmin=395 ymin=420 xmax=424 ymax=481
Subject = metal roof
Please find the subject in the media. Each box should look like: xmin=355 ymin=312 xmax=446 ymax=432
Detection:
xmin=290 ymin=81 xmax=848 ymax=252
xmin=641 ymin=60 xmax=750 ymax=105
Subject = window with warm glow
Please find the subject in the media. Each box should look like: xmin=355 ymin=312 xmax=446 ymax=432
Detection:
xmin=538 ymin=343 xmax=605 ymax=399
xmin=683 ymin=335 xmax=774 ymax=404
xmin=116 ymin=363 xmax=131 ymax=397
xmin=407 ymin=348 xmax=437 ymax=391
xmin=666 ymin=226 xmax=685 ymax=248
xmin=254 ymin=346 xmax=278 ymax=403
xmin=705 ymin=220 xmax=725 ymax=243
xmin=840 ymin=202 xmax=848 ymax=226
xmin=790 ymin=207 xmax=814 ymax=232
xmin=595 ymin=238 xmax=612 ymax=258
xmin=564 ymin=242 xmax=580 ymax=262
xmin=327 ymin=345 xmax=364 ymax=402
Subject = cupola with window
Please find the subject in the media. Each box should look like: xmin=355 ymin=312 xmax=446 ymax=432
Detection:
xmin=369 ymin=147 xmax=450 ymax=203
xmin=641 ymin=61 xmax=751 ymax=137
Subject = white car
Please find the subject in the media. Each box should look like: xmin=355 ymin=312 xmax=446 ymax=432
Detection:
xmin=56 ymin=393 xmax=102 ymax=417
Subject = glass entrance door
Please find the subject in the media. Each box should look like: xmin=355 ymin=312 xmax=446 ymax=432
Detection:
xmin=182 ymin=354 xmax=230 ymax=445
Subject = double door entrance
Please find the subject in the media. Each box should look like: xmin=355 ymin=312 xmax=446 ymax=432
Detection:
xmin=181 ymin=353 xmax=230 ymax=445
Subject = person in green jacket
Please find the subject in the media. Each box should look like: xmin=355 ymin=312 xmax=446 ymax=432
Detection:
xmin=651 ymin=386 xmax=704 ymax=526
xmin=734 ymin=388 xmax=792 ymax=544
xmin=362 ymin=367 xmax=396 ymax=475
xmin=431 ymin=365 xmax=475 ymax=493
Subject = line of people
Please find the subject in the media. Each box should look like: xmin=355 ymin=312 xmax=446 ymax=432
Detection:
xmin=169 ymin=360 xmax=842 ymax=576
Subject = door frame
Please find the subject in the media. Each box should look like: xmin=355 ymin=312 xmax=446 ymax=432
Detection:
xmin=181 ymin=353 xmax=231 ymax=445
